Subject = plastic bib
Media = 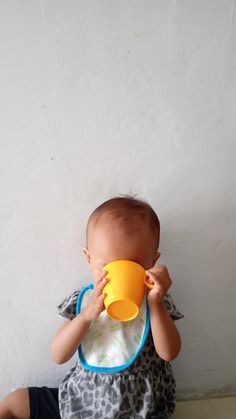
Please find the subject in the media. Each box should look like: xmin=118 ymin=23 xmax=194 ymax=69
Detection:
xmin=76 ymin=284 xmax=150 ymax=373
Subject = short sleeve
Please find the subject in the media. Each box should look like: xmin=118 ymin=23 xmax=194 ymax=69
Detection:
xmin=57 ymin=290 xmax=80 ymax=321
xmin=163 ymin=293 xmax=184 ymax=321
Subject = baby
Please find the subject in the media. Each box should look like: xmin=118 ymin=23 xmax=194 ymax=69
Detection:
xmin=0 ymin=195 xmax=184 ymax=418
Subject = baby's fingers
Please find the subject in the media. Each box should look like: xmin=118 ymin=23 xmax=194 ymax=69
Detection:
xmin=95 ymin=270 xmax=107 ymax=284
xmin=96 ymin=293 xmax=107 ymax=312
xmin=94 ymin=277 xmax=108 ymax=295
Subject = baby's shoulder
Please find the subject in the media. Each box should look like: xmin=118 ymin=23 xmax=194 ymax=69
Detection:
xmin=57 ymin=289 xmax=81 ymax=321
xmin=163 ymin=292 xmax=184 ymax=321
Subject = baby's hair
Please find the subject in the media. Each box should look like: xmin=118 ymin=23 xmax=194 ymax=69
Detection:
xmin=86 ymin=194 xmax=160 ymax=249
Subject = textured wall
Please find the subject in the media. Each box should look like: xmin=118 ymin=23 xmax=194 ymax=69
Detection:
xmin=0 ymin=0 xmax=236 ymax=400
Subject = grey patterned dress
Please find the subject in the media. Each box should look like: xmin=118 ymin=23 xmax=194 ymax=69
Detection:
xmin=57 ymin=288 xmax=184 ymax=419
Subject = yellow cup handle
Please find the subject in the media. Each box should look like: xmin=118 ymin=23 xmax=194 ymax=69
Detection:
xmin=144 ymin=275 xmax=155 ymax=289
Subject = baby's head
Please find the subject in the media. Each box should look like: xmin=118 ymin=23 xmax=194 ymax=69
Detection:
xmin=83 ymin=195 xmax=161 ymax=278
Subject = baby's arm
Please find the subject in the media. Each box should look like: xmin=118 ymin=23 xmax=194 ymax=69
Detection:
xmin=51 ymin=271 xmax=108 ymax=364
xmin=145 ymin=264 xmax=181 ymax=361
xmin=149 ymin=299 xmax=181 ymax=361
xmin=50 ymin=312 xmax=92 ymax=364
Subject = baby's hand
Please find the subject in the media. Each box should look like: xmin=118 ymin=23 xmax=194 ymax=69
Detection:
xmin=145 ymin=264 xmax=172 ymax=305
xmin=82 ymin=270 xmax=108 ymax=322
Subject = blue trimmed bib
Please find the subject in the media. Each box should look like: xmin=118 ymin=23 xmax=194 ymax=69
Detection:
xmin=76 ymin=284 xmax=150 ymax=373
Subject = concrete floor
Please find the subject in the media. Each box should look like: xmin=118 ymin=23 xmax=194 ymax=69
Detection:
xmin=172 ymin=396 xmax=236 ymax=419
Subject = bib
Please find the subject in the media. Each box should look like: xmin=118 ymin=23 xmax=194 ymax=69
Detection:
xmin=76 ymin=283 xmax=150 ymax=373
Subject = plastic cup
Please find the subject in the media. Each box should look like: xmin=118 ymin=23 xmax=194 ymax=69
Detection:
xmin=102 ymin=259 xmax=154 ymax=322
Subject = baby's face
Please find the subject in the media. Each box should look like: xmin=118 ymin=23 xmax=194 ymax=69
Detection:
xmin=83 ymin=217 xmax=160 ymax=279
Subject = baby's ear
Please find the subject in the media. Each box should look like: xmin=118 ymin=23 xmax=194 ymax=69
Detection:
xmin=150 ymin=251 xmax=161 ymax=268
xmin=83 ymin=247 xmax=90 ymax=264
xmin=155 ymin=251 xmax=161 ymax=262
xmin=83 ymin=248 xmax=92 ymax=271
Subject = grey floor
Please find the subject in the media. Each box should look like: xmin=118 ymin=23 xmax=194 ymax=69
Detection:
xmin=172 ymin=396 xmax=236 ymax=419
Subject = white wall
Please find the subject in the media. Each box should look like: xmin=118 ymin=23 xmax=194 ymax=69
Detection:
xmin=1 ymin=0 xmax=235 ymax=400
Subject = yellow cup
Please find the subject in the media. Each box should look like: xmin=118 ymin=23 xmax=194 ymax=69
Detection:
xmin=102 ymin=259 xmax=155 ymax=322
